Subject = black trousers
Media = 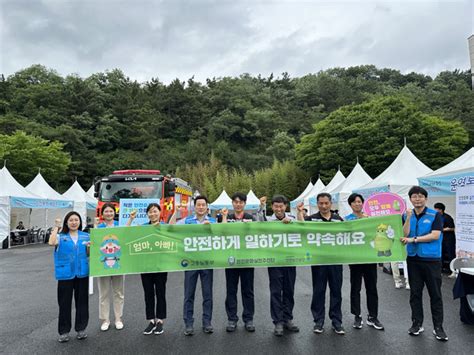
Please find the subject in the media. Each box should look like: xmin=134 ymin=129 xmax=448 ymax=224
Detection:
xmin=349 ymin=264 xmax=378 ymax=318
xmin=311 ymin=265 xmax=343 ymax=326
xmin=141 ymin=272 xmax=168 ymax=320
xmin=407 ymin=259 xmax=443 ymax=327
xmin=225 ymin=268 xmax=255 ymax=322
xmin=268 ymin=267 xmax=296 ymax=324
xmin=57 ymin=277 xmax=89 ymax=335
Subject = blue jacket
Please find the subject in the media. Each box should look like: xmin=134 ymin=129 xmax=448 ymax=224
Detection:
xmin=54 ymin=231 xmax=90 ymax=280
xmin=178 ymin=215 xmax=217 ymax=225
xmin=405 ymin=207 xmax=443 ymax=259
xmin=97 ymin=221 xmax=119 ymax=228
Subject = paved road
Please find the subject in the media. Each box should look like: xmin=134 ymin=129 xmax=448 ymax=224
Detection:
xmin=0 ymin=244 xmax=473 ymax=354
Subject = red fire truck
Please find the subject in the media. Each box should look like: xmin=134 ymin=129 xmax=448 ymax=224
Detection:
xmin=94 ymin=170 xmax=193 ymax=222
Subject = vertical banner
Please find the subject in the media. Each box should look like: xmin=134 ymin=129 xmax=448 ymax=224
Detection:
xmin=118 ymin=199 xmax=160 ymax=226
xmin=456 ymin=185 xmax=474 ymax=258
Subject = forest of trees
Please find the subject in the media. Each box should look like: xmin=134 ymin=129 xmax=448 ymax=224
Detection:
xmin=0 ymin=64 xmax=472 ymax=201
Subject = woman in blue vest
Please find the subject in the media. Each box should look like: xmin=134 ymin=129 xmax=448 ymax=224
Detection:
xmin=95 ymin=203 xmax=124 ymax=332
xmin=48 ymin=211 xmax=90 ymax=343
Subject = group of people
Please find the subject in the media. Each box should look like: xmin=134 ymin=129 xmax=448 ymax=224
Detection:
xmin=48 ymin=186 xmax=449 ymax=343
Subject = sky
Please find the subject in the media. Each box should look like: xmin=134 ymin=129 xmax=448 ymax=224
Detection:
xmin=1 ymin=0 xmax=473 ymax=83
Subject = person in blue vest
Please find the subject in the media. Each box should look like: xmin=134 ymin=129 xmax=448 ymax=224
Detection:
xmin=48 ymin=211 xmax=90 ymax=343
xmin=345 ymin=193 xmax=384 ymax=331
xmin=177 ymin=195 xmax=216 ymax=336
xmin=400 ymin=186 xmax=448 ymax=341
xmin=94 ymin=203 xmax=124 ymax=332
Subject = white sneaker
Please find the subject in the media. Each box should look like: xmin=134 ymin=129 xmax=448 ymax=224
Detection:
xmin=101 ymin=321 xmax=110 ymax=331
xmin=405 ymin=283 xmax=411 ymax=290
xmin=115 ymin=320 xmax=124 ymax=330
xmin=395 ymin=282 xmax=403 ymax=289
xmin=448 ymin=272 xmax=457 ymax=279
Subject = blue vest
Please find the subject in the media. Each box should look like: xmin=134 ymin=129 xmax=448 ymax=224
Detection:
xmin=406 ymin=208 xmax=443 ymax=259
xmin=97 ymin=221 xmax=119 ymax=228
xmin=183 ymin=215 xmax=217 ymax=224
xmin=54 ymin=231 xmax=90 ymax=280
xmin=344 ymin=213 xmax=358 ymax=221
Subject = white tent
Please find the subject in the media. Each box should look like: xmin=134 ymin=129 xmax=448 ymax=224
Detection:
xmin=356 ymin=145 xmax=432 ymax=206
xmin=62 ymin=181 xmax=98 ymax=227
xmin=331 ymin=162 xmax=373 ymax=217
xmin=303 ymin=178 xmax=326 ymax=214
xmin=209 ymin=190 xmax=233 ymax=210
xmin=290 ymin=181 xmax=313 ymax=207
xmin=307 ymin=170 xmax=346 ymax=213
xmin=87 ymin=185 xmax=96 ymax=199
xmin=25 ymin=172 xmax=74 ymax=231
xmin=418 ymin=147 xmax=474 ymax=214
xmin=246 ymin=190 xmax=261 ymax=210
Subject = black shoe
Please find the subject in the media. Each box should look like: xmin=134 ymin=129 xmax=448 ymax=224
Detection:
xmin=274 ymin=323 xmax=284 ymax=337
xmin=353 ymin=315 xmax=362 ymax=329
xmin=226 ymin=320 xmax=237 ymax=332
xmin=313 ymin=323 xmax=324 ymax=334
xmin=433 ymin=327 xmax=448 ymax=341
xmin=367 ymin=317 xmax=384 ymax=330
xmin=143 ymin=321 xmax=156 ymax=335
xmin=154 ymin=322 xmax=164 ymax=335
xmin=283 ymin=320 xmax=300 ymax=332
xmin=332 ymin=324 xmax=345 ymax=335
xmin=203 ymin=325 xmax=214 ymax=334
xmin=76 ymin=331 xmax=87 ymax=340
xmin=244 ymin=321 xmax=255 ymax=332
xmin=408 ymin=322 xmax=424 ymax=336
xmin=184 ymin=326 xmax=194 ymax=336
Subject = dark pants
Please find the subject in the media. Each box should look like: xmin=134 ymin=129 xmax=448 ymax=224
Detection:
xmin=349 ymin=264 xmax=378 ymax=318
xmin=225 ymin=268 xmax=255 ymax=322
xmin=141 ymin=272 xmax=167 ymax=320
xmin=268 ymin=266 xmax=296 ymax=324
xmin=407 ymin=259 xmax=444 ymax=327
xmin=311 ymin=265 xmax=343 ymax=326
xmin=57 ymin=277 xmax=89 ymax=335
xmin=183 ymin=270 xmax=213 ymax=327
xmin=442 ymin=235 xmax=456 ymax=272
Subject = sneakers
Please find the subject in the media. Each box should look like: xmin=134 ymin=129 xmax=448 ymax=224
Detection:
xmin=313 ymin=323 xmax=324 ymax=334
xmin=100 ymin=321 xmax=110 ymax=331
xmin=405 ymin=283 xmax=411 ymax=290
xmin=395 ymin=281 xmax=403 ymax=289
xmin=408 ymin=322 xmax=424 ymax=336
xmin=203 ymin=325 xmax=214 ymax=334
xmin=367 ymin=317 xmax=384 ymax=330
xmin=245 ymin=321 xmax=255 ymax=332
xmin=274 ymin=322 xmax=284 ymax=337
xmin=283 ymin=320 xmax=300 ymax=332
xmin=58 ymin=333 xmax=70 ymax=343
xmin=143 ymin=321 xmax=156 ymax=335
xmin=226 ymin=320 xmax=237 ymax=332
xmin=115 ymin=320 xmax=124 ymax=330
xmin=184 ymin=326 xmax=194 ymax=336
xmin=353 ymin=315 xmax=363 ymax=329
xmin=332 ymin=324 xmax=345 ymax=335
xmin=433 ymin=327 xmax=448 ymax=341
xmin=154 ymin=322 xmax=164 ymax=335
xmin=76 ymin=331 xmax=87 ymax=340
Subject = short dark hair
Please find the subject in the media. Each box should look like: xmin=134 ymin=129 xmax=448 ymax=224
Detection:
xmin=348 ymin=193 xmax=364 ymax=205
xmin=317 ymin=192 xmax=332 ymax=202
xmin=101 ymin=203 xmax=117 ymax=217
xmin=271 ymin=195 xmax=288 ymax=205
xmin=408 ymin=186 xmax=428 ymax=198
xmin=303 ymin=208 xmax=308 ymax=213
xmin=231 ymin=192 xmax=247 ymax=202
xmin=61 ymin=211 xmax=83 ymax=234
xmin=434 ymin=202 xmax=446 ymax=211
xmin=146 ymin=203 xmax=161 ymax=213
xmin=194 ymin=195 xmax=209 ymax=205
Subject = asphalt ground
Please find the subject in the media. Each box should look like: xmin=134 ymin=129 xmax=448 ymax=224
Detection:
xmin=0 ymin=244 xmax=473 ymax=355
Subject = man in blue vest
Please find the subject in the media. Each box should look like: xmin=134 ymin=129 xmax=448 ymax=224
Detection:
xmin=401 ymin=186 xmax=448 ymax=341
xmin=177 ymin=195 xmax=216 ymax=336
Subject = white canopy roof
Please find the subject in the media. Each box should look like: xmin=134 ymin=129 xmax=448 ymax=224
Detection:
xmin=421 ymin=147 xmax=474 ymax=178
xmin=26 ymin=173 xmax=69 ymax=200
xmin=246 ymin=190 xmax=261 ymax=209
xmin=209 ymin=190 xmax=233 ymax=210
xmin=63 ymin=181 xmax=97 ymax=204
xmin=0 ymin=167 xmax=42 ymax=199
xmin=357 ymin=145 xmax=432 ymax=194
xmin=86 ymin=185 xmax=96 ymax=199
xmin=321 ymin=169 xmax=346 ymax=194
xmin=290 ymin=181 xmax=313 ymax=206
xmin=332 ymin=163 xmax=372 ymax=195
xmin=303 ymin=178 xmax=326 ymax=206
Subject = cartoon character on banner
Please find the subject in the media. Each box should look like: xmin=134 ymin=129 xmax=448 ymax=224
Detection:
xmin=99 ymin=235 xmax=121 ymax=269
xmin=370 ymin=224 xmax=395 ymax=257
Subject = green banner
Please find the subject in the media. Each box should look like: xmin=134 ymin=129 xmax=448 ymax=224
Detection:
xmin=90 ymin=215 xmax=406 ymax=276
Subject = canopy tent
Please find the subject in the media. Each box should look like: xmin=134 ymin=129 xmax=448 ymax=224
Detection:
xmin=290 ymin=181 xmax=314 ymax=208
xmin=87 ymin=185 xmax=96 ymax=199
xmin=25 ymin=172 xmax=74 ymax=232
xmin=303 ymin=178 xmax=326 ymax=214
xmin=209 ymin=190 xmax=233 ymax=210
xmin=356 ymin=145 xmax=432 ymax=207
xmin=246 ymin=190 xmax=261 ymax=210
xmin=62 ymin=181 xmax=98 ymax=227
xmin=418 ymin=147 xmax=474 ymax=214
xmin=308 ymin=170 xmax=346 ymax=213
xmin=331 ymin=162 xmax=372 ymax=217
